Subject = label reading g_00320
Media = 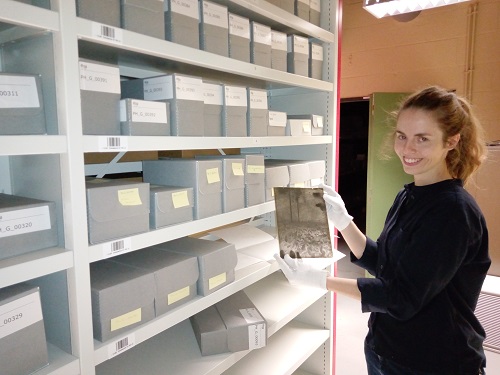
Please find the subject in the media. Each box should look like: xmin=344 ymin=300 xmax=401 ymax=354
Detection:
xmin=0 ymin=205 xmax=51 ymax=239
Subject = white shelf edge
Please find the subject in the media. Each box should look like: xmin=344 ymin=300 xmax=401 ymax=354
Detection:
xmin=0 ymin=247 xmax=73 ymax=289
xmin=82 ymin=135 xmax=333 ymax=153
xmin=89 ymin=201 xmax=276 ymax=262
xmin=0 ymin=0 xmax=59 ymax=32
xmin=35 ymin=342 xmax=80 ymax=375
xmin=0 ymin=136 xmax=67 ymax=156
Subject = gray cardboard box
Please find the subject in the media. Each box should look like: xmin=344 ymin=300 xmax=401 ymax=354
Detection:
xmin=267 ymin=110 xmax=287 ymax=136
xmin=143 ymin=159 xmax=222 ymax=219
xmin=149 ymin=185 xmax=194 ymax=228
xmin=155 ymin=236 xmax=237 ymax=296
xmin=228 ymin=13 xmax=250 ymax=63
xmin=199 ymin=0 xmax=229 ymax=56
xmin=223 ymin=85 xmax=247 ymax=137
xmin=0 ymin=283 xmax=48 ymax=375
xmin=288 ymin=114 xmax=324 ymax=135
xmin=306 ymin=159 xmax=326 ymax=186
xmin=121 ymin=74 xmax=204 ymax=136
xmin=90 ymin=259 xmax=156 ymax=342
xmin=215 ymin=290 xmax=267 ymax=352
xmin=267 ymin=0 xmax=294 ymax=13
xmin=121 ymin=0 xmax=164 ymax=38
xmin=0 ymin=73 xmax=46 ymax=135
xmin=227 ymin=154 xmax=265 ymax=207
xmin=271 ymin=30 xmax=287 ymax=72
xmin=85 ymin=179 xmax=150 ymax=244
xmin=76 ymin=0 xmax=120 ymax=26
xmin=79 ymin=59 xmax=121 ymax=135
xmin=250 ymin=22 xmax=272 ymax=68
xmin=111 ymin=247 xmax=199 ymax=316
xmin=0 ymin=193 xmax=58 ymax=261
xmin=120 ymin=98 xmax=170 ymax=136
xmin=264 ymin=163 xmax=290 ymax=201
xmin=164 ymin=0 xmax=199 ymax=48
xmin=309 ymin=0 xmax=321 ymax=26
xmin=286 ymin=118 xmax=312 ymax=136
xmin=287 ymin=35 xmax=309 ymax=77
xmin=265 ymin=160 xmax=311 ymax=187
xmin=247 ymin=88 xmax=268 ymax=137
xmin=309 ymin=42 xmax=324 ymax=80
xmin=295 ymin=0 xmax=310 ymax=21
xmin=203 ymin=81 xmax=223 ymax=136
xmin=190 ymin=305 xmax=228 ymax=355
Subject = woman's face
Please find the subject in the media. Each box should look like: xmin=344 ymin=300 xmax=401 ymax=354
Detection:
xmin=394 ymin=108 xmax=458 ymax=186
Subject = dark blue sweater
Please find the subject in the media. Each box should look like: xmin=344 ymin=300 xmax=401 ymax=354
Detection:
xmin=352 ymin=179 xmax=490 ymax=374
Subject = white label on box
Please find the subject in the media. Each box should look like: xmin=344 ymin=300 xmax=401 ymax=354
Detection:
xmin=143 ymin=76 xmax=174 ymax=101
xmin=203 ymin=83 xmax=223 ymax=105
xmin=249 ymin=89 xmax=268 ymax=109
xmin=252 ymin=23 xmax=271 ymax=45
xmin=288 ymin=35 xmax=309 ymax=55
xmin=240 ymin=307 xmax=263 ymax=324
xmin=169 ymin=0 xmax=199 ymax=19
xmin=0 ymin=75 xmax=40 ymax=108
xmin=249 ymin=323 xmax=266 ymax=349
xmin=98 ymin=136 xmax=128 ymax=151
xmin=314 ymin=115 xmax=324 ymax=128
xmin=122 ymin=100 xmax=168 ymax=123
xmin=0 ymin=205 xmax=51 ymax=239
xmin=268 ymin=111 xmax=287 ymax=127
xmin=310 ymin=0 xmax=320 ymax=11
xmin=79 ymin=61 xmax=120 ymax=93
xmin=175 ymin=75 xmax=203 ymax=101
xmin=202 ymin=1 xmax=228 ymax=28
xmin=271 ymin=31 xmax=287 ymax=52
xmin=294 ymin=182 xmax=306 ymax=187
xmin=0 ymin=292 xmax=43 ymax=340
xmin=108 ymin=333 xmax=136 ymax=359
xmin=91 ymin=23 xmax=123 ymax=45
xmin=229 ymin=13 xmax=250 ymax=39
xmin=224 ymin=86 xmax=247 ymax=107
xmin=311 ymin=44 xmax=324 ymax=61
xmin=102 ymin=238 xmax=133 ymax=258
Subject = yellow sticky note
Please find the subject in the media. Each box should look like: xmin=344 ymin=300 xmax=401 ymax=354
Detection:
xmin=209 ymin=272 xmax=227 ymax=290
xmin=118 ymin=188 xmax=142 ymax=206
xmin=110 ymin=308 xmax=142 ymax=331
xmin=232 ymin=162 xmax=244 ymax=176
xmin=172 ymin=190 xmax=189 ymax=208
xmin=167 ymin=286 xmax=190 ymax=305
xmin=302 ymin=121 xmax=311 ymax=133
xmin=247 ymin=165 xmax=265 ymax=174
xmin=206 ymin=168 xmax=220 ymax=184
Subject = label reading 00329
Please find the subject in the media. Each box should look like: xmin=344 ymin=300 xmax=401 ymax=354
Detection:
xmin=0 ymin=292 xmax=43 ymax=340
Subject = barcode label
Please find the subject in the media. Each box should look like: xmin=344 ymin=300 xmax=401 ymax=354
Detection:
xmin=108 ymin=334 xmax=135 ymax=358
xmin=101 ymin=25 xmax=115 ymax=39
xmin=92 ymin=23 xmax=123 ymax=45
xmin=98 ymin=136 xmax=128 ymax=151
xmin=103 ymin=238 xmax=132 ymax=258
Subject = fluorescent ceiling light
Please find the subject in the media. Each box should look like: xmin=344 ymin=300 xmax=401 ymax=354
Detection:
xmin=363 ymin=0 xmax=470 ymax=19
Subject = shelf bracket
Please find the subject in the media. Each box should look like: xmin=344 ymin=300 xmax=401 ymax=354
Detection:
xmin=95 ymin=152 xmax=127 ymax=178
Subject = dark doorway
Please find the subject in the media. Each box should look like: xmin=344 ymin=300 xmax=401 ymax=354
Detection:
xmin=338 ymin=98 xmax=370 ymax=233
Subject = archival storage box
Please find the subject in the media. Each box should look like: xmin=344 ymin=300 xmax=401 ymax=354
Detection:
xmin=76 ymin=0 xmax=120 ymax=27
xmin=223 ymin=84 xmax=248 ymax=137
xmin=243 ymin=154 xmax=265 ymax=206
xmin=0 ymin=283 xmax=48 ymax=375
xmin=309 ymin=42 xmax=324 ymax=80
xmin=149 ymin=185 xmax=194 ymax=228
xmin=306 ymin=159 xmax=326 ymax=186
xmin=155 ymin=236 xmax=237 ymax=296
xmin=286 ymin=117 xmax=312 ymax=136
xmin=120 ymin=0 xmax=164 ymax=39
xmin=267 ymin=0 xmax=294 ymax=13
xmin=271 ymin=30 xmax=287 ymax=72
xmin=111 ymin=247 xmax=199 ymax=316
xmin=90 ymin=259 xmax=156 ymax=342
xmin=215 ymin=290 xmax=267 ymax=352
xmin=0 ymin=193 xmax=58 ymax=261
xmin=85 ymin=178 xmax=150 ymax=244
xmin=287 ymin=35 xmax=309 ymax=77
xmin=264 ymin=163 xmax=290 ymax=201
xmin=250 ymin=21 xmax=272 ymax=68
xmin=164 ymin=0 xmax=199 ymax=49
xmin=79 ymin=59 xmax=121 ymax=135
xmin=0 ymin=73 xmax=46 ymax=135
xmin=190 ymin=305 xmax=228 ymax=355
xmin=228 ymin=13 xmax=250 ymax=63
xmin=203 ymin=81 xmax=224 ymax=136
xmin=265 ymin=159 xmax=311 ymax=187
xmin=119 ymin=98 xmax=170 ymax=136
xmin=199 ymin=0 xmax=229 ymax=56
xmin=142 ymin=158 xmax=223 ymax=219
xmin=309 ymin=0 xmax=321 ymax=26
xmin=295 ymin=0 xmax=310 ymax=21
xmin=121 ymin=73 xmax=204 ymax=136
xmin=267 ymin=110 xmax=287 ymax=136
xmin=247 ymin=88 xmax=269 ymax=137
xmin=288 ymin=113 xmax=324 ymax=136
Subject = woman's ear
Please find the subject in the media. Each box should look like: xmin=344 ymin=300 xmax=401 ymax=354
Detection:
xmin=446 ymin=133 xmax=461 ymax=150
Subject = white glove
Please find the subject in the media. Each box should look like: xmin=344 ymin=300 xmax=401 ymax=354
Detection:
xmin=319 ymin=183 xmax=353 ymax=231
xmin=273 ymin=254 xmax=328 ymax=290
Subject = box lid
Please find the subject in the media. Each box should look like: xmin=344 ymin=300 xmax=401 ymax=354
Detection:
xmin=151 ymin=185 xmax=194 ymax=213
xmin=265 ymin=165 xmax=290 ymax=188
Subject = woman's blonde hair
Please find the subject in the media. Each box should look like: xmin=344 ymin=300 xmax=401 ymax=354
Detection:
xmin=381 ymin=86 xmax=487 ymax=184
